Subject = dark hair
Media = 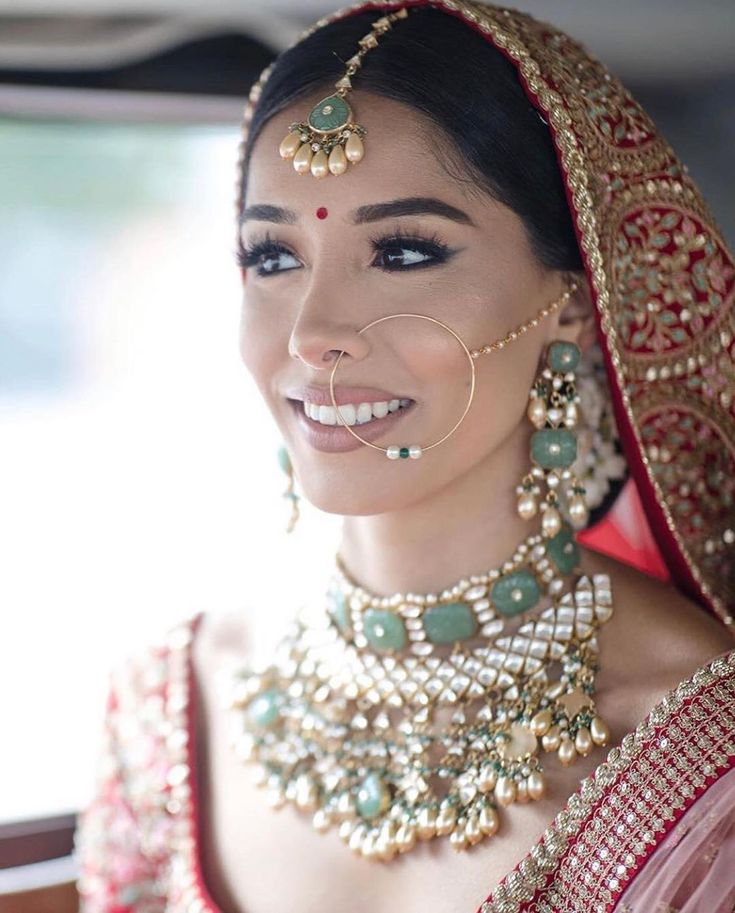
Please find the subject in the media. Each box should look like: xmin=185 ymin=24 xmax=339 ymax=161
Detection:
xmin=240 ymin=6 xmax=583 ymax=272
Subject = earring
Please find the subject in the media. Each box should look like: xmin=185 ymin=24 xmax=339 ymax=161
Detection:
xmin=277 ymin=444 xmax=300 ymax=533
xmin=516 ymin=341 xmax=589 ymax=535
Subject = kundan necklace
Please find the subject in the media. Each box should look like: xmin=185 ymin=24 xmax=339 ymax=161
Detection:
xmin=224 ymin=524 xmax=614 ymax=861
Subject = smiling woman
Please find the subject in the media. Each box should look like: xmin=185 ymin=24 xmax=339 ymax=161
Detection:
xmin=72 ymin=3 xmax=735 ymax=913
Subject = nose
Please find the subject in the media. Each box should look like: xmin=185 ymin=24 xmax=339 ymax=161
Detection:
xmin=287 ymin=293 xmax=371 ymax=372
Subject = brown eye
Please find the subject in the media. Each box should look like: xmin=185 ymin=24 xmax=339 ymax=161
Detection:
xmin=369 ymin=232 xmax=452 ymax=272
xmin=236 ymin=238 xmax=301 ymax=276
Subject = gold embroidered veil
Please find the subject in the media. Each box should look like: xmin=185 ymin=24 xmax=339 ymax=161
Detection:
xmin=234 ymin=0 xmax=735 ymax=631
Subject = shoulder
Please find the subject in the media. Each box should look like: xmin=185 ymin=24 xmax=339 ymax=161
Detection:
xmin=105 ymin=611 xmax=202 ymax=719
xmin=581 ymin=548 xmax=735 ymax=722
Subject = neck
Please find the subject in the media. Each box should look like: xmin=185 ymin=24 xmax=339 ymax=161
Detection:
xmin=338 ymin=423 xmax=535 ymax=596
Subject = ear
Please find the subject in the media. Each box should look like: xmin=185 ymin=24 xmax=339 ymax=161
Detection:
xmin=552 ymin=270 xmax=596 ymax=353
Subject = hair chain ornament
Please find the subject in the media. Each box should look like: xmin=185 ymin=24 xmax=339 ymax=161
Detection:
xmin=278 ymin=8 xmax=411 ymax=178
xmin=328 ymin=280 xmax=578 ymax=459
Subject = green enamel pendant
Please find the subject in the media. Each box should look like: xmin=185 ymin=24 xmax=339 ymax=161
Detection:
xmin=308 ymin=95 xmax=352 ymax=133
xmin=530 ymin=428 xmax=578 ymax=469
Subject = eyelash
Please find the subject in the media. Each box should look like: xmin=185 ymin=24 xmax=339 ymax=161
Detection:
xmin=234 ymin=228 xmax=452 ymax=277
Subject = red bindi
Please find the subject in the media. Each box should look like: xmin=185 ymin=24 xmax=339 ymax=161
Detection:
xmin=316 ymin=207 xmax=328 ymax=220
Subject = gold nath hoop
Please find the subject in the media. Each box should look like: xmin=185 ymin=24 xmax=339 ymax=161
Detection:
xmin=327 ymin=281 xmax=578 ymax=460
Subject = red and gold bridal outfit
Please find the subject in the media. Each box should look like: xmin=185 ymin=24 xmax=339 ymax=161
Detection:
xmin=74 ymin=1 xmax=735 ymax=911
xmin=73 ymin=613 xmax=735 ymax=913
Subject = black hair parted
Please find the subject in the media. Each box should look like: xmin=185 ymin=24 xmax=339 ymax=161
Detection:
xmin=240 ymin=6 xmax=583 ymax=273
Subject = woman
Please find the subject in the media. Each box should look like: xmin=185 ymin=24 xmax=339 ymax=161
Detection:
xmin=73 ymin=2 xmax=735 ymax=912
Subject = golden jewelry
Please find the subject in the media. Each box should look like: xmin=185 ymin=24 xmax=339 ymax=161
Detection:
xmin=225 ymin=542 xmax=614 ymax=860
xmin=328 ymin=281 xmax=578 ymax=459
xmin=278 ymin=8 xmax=410 ymax=178
xmin=517 ymin=339 xmax=590 ymax=537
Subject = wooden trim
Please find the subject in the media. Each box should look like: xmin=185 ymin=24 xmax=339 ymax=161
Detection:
xmin=0 ymin=813 xmax=77 ymax=869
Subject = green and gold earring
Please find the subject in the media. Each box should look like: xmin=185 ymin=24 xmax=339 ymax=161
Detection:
xmin=516 ymin=341 xmax=590 ymax=535
xmin=278 ymin=444 xmax=300 ymax=533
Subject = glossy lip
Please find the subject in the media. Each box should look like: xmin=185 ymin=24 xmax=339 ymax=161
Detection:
xmin=283 ymin=383 xmax=412 ymax=407
xmin=286 ymin=397 xmax=416 ymax=453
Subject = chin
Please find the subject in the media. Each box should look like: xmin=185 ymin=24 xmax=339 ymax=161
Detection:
xmin=298 ymin=473 xmax=424 ymax=518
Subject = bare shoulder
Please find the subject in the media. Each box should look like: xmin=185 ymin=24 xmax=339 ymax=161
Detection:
xmin=578 ymin=546 xmax=735 ymax=692
xmin=190 ymin=606 xmax=293 ymax=681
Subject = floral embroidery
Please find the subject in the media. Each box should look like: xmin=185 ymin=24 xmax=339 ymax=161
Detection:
xmin=74 ymin=647 xmax=178 ymax=912
xmin=537 ymin=29 xmax=658 ymax=154
xmin=613 ymin=208 xmax=733 ymax=354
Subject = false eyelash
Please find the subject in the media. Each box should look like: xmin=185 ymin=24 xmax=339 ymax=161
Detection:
xmin=368 ymin=226 xmax=448 ymax=254
xmin=235 ymin=230 xmax=294 ymax=269
xmin=234 ymin=227 xmax=454 ymax=274
xmin=368 ymin=227 xmax=452 ymax=270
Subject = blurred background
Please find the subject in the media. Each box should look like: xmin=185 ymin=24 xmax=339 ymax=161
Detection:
xmin=0 ymin=0 xmax=733 ymax=906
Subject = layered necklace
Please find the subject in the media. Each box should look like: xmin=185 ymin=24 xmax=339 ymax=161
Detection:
xmin=225 ymin=524 xmax=614 ymax=860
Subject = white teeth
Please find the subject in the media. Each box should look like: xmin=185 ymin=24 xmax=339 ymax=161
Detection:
xmin=301 ymin=398 xmax=412 ymax=426
xmin=336 ymin=403 xmax=357 ymax=426
xmin=318 ymin=404 xmax=338 ymax=425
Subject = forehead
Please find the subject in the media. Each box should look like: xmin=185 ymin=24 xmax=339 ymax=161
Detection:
xmin=243 ymin=90 xmax=467 ymax=210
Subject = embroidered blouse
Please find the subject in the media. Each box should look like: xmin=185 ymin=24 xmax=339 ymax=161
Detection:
xmin=73 ymin=611 xmax=735 ymax=913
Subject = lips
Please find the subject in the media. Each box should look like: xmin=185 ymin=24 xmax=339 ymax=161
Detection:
xmin=286 ymin=396 xmax=417 ymax=454
xmin=284 ymin=384 xmax=412 ymax=407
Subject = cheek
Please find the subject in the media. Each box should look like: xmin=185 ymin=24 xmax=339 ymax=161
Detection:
xmin=403 ymin=315 xmax=540 ymax=461
xmin=473 ymin=341 xmax=541 ymax=438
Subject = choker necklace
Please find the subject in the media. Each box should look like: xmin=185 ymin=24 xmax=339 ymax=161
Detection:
xmin=225 ymin=526 xmax=614 ymax=861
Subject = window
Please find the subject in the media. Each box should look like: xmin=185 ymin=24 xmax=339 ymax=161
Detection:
xmin=0 ymin=116 xmax=339 ymax=824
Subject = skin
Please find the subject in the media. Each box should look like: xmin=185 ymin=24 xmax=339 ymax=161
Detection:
xmin=239 ymin=90 xmax=597 ymax=591
xmin=190 ymin=89 xmax=735 ymax=913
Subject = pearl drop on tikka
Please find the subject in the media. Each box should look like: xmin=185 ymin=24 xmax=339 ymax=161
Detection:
xmin=386 ymin=445 xmax=422 ymax=460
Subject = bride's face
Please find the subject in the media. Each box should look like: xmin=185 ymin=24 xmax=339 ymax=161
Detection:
xmin=239 ymin=91 xmax=568 ymax=515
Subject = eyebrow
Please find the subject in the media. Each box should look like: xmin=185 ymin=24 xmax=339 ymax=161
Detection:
xmin=240 ymin=203 xmax=297 ymax=225
xmin=351 ymin=197 xmax=475 ymax=226
xmin=239 ymin=196 xmax=475 ymax=227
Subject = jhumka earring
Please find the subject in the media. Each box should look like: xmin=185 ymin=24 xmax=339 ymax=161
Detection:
xmin=516 ymin=341 xmax=590 ymax=536
xmin=277 ymin=8 xmax=410 ymax=178
xmin=277 ymin=444 xmax=300 ymax=533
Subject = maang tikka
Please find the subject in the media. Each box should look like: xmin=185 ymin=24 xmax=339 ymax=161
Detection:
xmin=278 ymin=8 xmax=411 ymax=178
